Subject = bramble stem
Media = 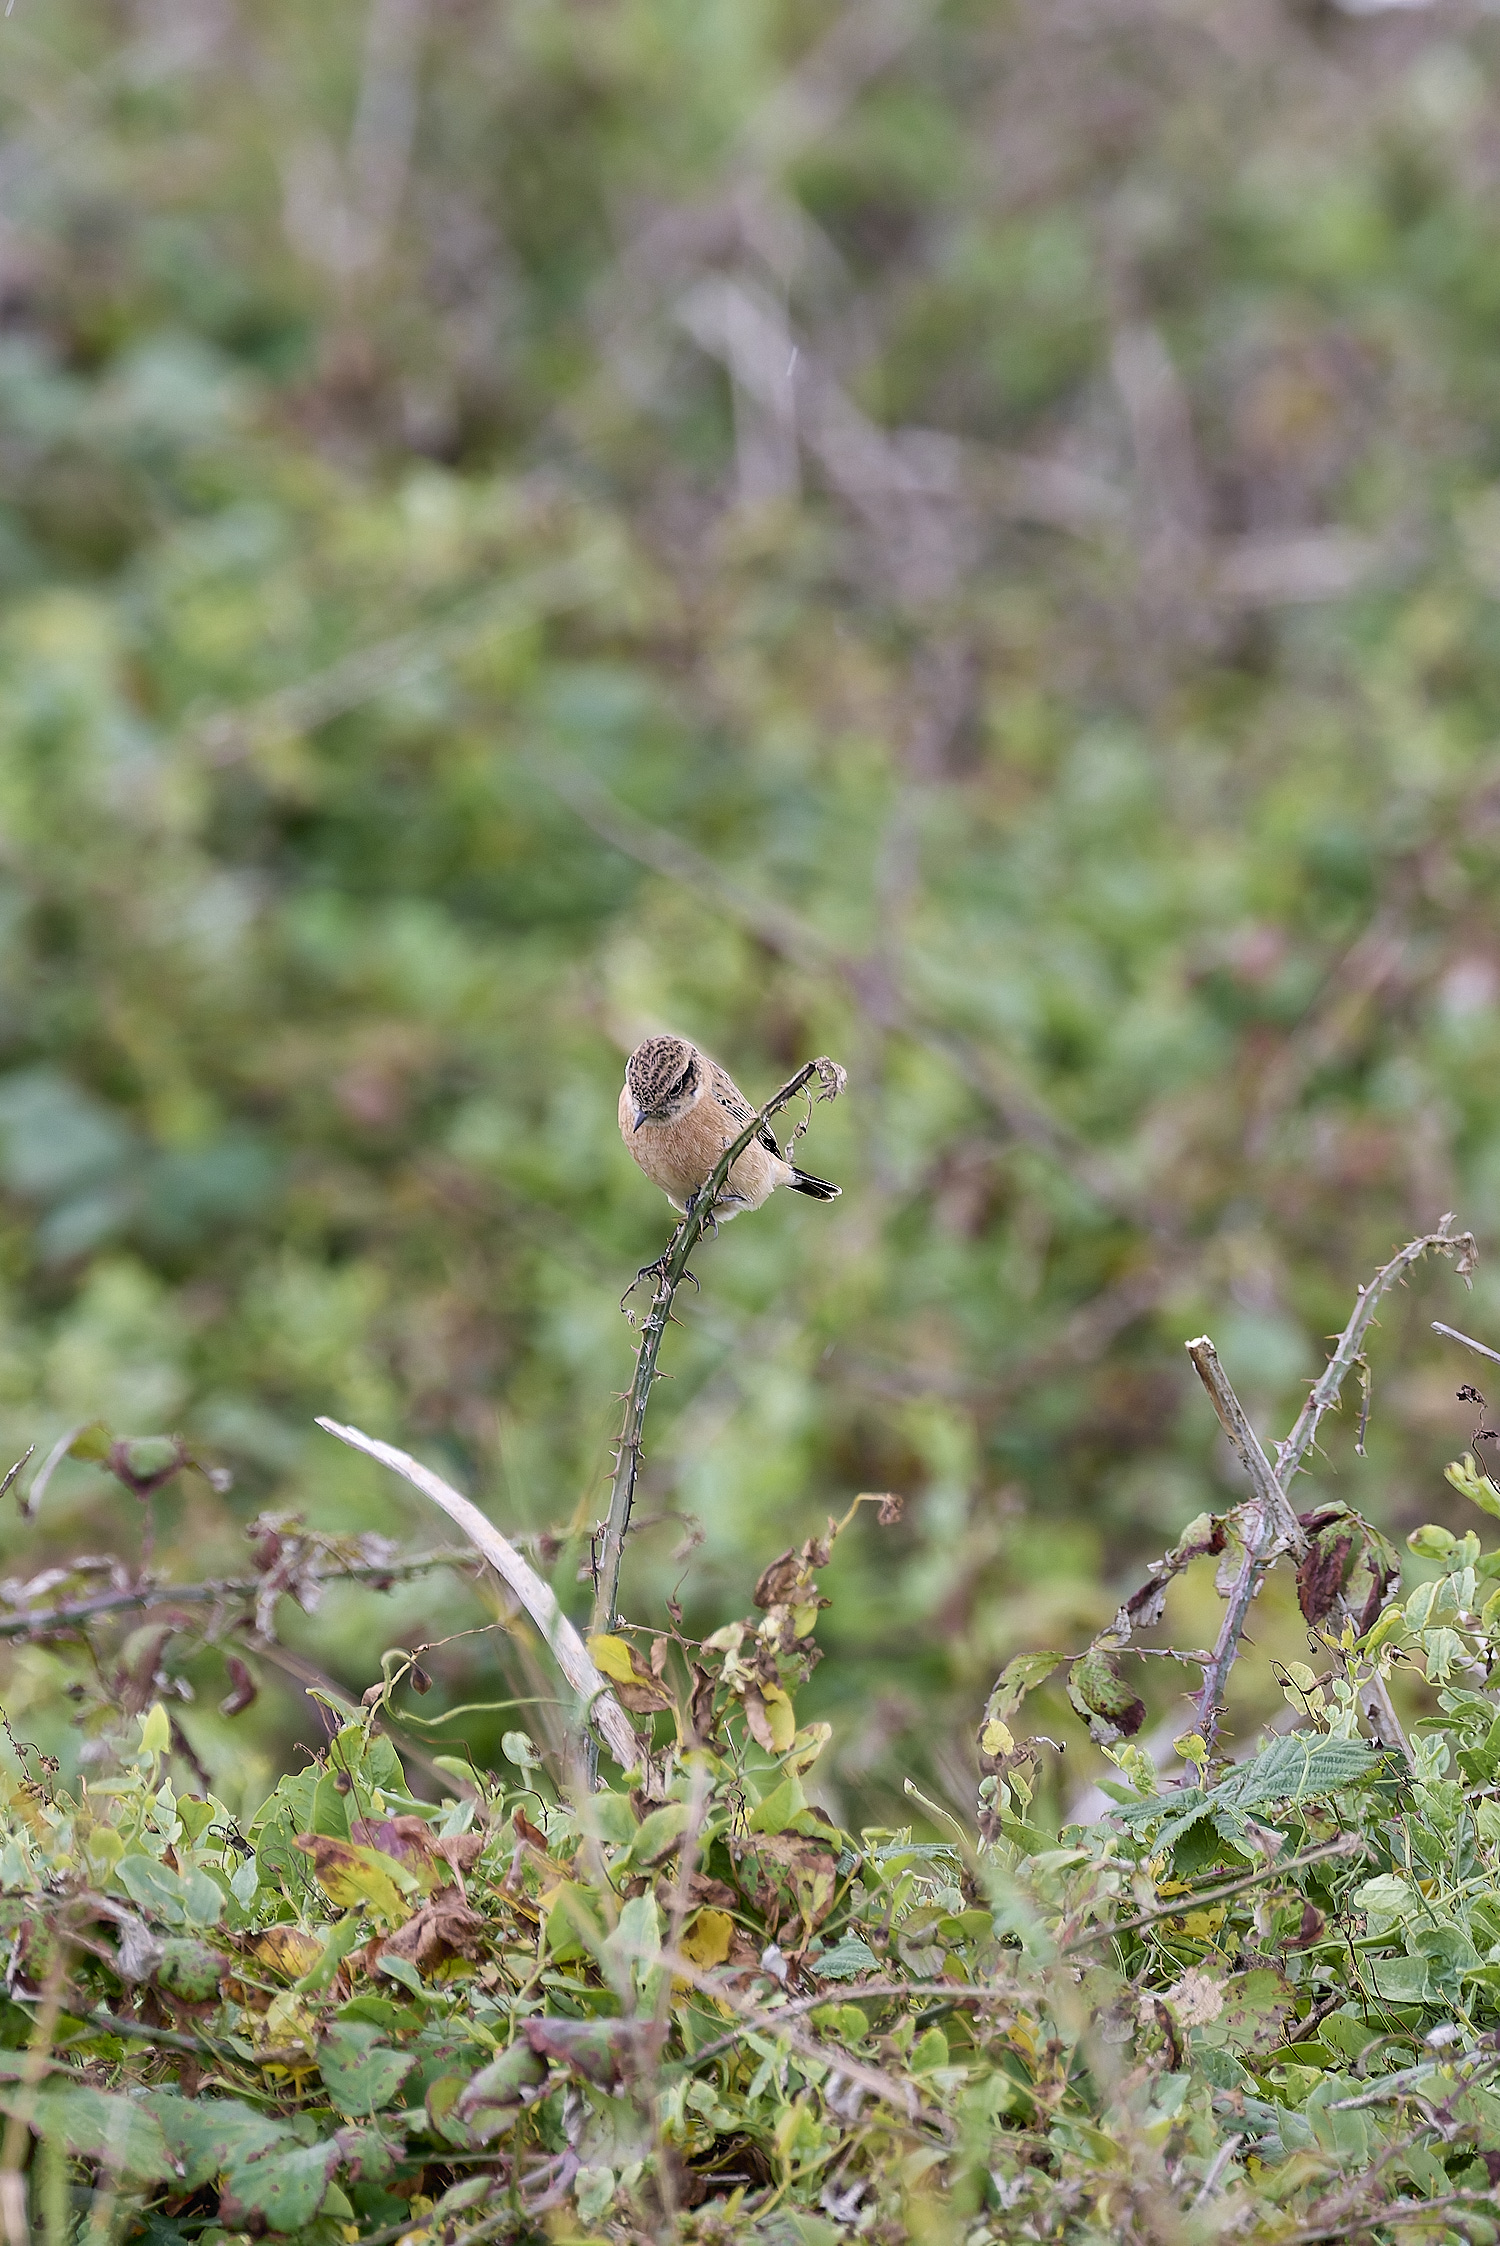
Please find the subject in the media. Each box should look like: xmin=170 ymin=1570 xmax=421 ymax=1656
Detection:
xmin=1186 ymin=1220 xmax=1474 ymax=1762
xmin=0 ymin=1550 xmax=465 ymax=1643
xmin=590 ymin=1057 xmax=846 ymax=1655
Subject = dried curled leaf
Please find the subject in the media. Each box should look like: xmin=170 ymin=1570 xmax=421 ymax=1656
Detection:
xmin=1295 ymin=1507 xmax=1359 ymax=1626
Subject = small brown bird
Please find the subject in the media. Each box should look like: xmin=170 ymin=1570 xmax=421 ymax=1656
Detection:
xmin=619 ymin=1035 xmax=841 ymax=1221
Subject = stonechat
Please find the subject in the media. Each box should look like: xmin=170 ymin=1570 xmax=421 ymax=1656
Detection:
xmin=619 ymin=1035 xmax=841 ymax=1220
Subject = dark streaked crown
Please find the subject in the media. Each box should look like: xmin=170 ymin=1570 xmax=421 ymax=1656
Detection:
xmin=625 ymin=1035 xmax=701 ymax=1121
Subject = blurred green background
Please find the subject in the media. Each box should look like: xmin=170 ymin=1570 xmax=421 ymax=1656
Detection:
xmin=2 ymin=0 xmax=1499 ymax=1825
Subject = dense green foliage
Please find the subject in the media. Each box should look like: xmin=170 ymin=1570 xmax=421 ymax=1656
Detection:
xmin=7 ymin=0 xmax=1500 ymax=1807
xmin=14 ymin=1242 xmax=1500 ymax=2244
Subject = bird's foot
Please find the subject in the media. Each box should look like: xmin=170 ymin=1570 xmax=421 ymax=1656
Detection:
xmin=620 ymin=1257 xmax=668 ymax=1312
xmin=621 ymin=1251 xmax=700 ymax=1313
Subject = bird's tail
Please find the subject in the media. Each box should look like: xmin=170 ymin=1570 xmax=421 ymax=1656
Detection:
xmin=786 ymin=1168 xmax=841 ymax=1201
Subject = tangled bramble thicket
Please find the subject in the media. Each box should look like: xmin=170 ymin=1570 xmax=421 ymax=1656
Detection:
xmin=12 ymin=1223 xmax=1500 ymax=2244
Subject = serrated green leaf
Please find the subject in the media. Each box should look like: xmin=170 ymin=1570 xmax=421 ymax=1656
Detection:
xmin=1219 ymin=1732 xmax=1383 ymax=1810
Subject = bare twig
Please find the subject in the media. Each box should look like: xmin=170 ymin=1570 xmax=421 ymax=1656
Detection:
xmin=315 ymin=1420 xmax=641 ymax=1771
xmin=1276 ymin=2194 xmax=1500 ymax=2246
xmin=591 ymin=1056 xmax=846 ymax=1644
xmin=1433 ymin=1320 xmax=1500 ymax=1369
xmin=1059 ymin=1832 xmax=1367 ymax=1956
xmin=661 ymin=1949 xmax=949 ymax=2136
xmin=0 ymin=1549 xmax=466 ymax=1644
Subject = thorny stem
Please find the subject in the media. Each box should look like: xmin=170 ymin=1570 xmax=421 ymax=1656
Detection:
xmin=0 ymin=1549 xmax=468 ymax=1645
xmin=1059 ymin=1831 xmax=1366 ymax=1955
xmin=1186 ymin=1220 xmax=1475 ymax=1763
xmin=590 ymin=1057 xmax=845 ymax=1656
xmin=1279 ymin=1217 xmax=1474 ymax=1487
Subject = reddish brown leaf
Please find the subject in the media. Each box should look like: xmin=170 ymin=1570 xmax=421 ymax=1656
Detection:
xmin=753 ymin=1550 xmax=804 ymax=1608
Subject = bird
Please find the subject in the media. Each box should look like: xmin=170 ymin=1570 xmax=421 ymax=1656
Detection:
xmin=619 ymin=1035 xmax=841 ymax=1222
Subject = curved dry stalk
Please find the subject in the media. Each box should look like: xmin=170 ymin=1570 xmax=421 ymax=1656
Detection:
xmin=317 ymin=1417 xmax=641 ymax=1771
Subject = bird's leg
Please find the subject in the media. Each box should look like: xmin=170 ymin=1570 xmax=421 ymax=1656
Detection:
xmin=684 ymin=1188 xmax=720 ymax=1239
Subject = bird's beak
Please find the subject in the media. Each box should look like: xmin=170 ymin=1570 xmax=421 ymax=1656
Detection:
xmin=631 ymin=1104 xmax=646 ymax=1131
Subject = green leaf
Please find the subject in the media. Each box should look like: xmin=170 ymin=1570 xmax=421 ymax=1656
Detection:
xmin=0 ymin=2083 xmax=168 ymax=2181
xmin=620 ymin=1802 xmax=688 ymax=1868
xmin=318 ymin=2027 xmax=415 ymax=2118
xmin=296 ymin=1911 xmax=365 ymax=1991
xmin=156 ymin=1937 xmax=226 ymax=2002
xmin=1371 ymin=1954 xmax=1434 ymax=2005
xmin=223 ymin=2139 xmax=339 ymax=2233
xmin=117 ymin=1855 xmax=190 ymax=1925
xmin=544 ymin=1880 xmax=607 ymax=1963
xmin=587 ymin=1791 xmax=638 ymax=1848
xmin=141 ymin=2092 xmax=291 ymax=2189
xmin=375 ymin=1953 xmax=426 ymax=1998
xmin=139 ymin=1704 xmax=171 ymax=1757
xmin=1445 ymin=1455 xmax=1500 ymax=1520
xmin=1217 ymin=1732 xmax=1383 ymax=1810
xmin=817 ymin=1936 xmax=877 ymax=1980
xmin=1423 ymin=1627 xmax=1467 ymax=1684
xmin=1199 ymin=1968 xmax=1296 ymax=2057
xmin=453 ymin=2044 xmax=546 ymax=2143
xmin=1354 ymin=1873 xmax=1419 ymax=1929
xmin=747 ymin=1774 xmax=810 ymax=1833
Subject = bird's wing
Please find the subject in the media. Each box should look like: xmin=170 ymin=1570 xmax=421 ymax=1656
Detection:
xmin=707 ymin=1060 xmax=781 ymax=1157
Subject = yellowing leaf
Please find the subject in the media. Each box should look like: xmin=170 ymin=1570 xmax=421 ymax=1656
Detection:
xmin=678 ymin=1909 xmax=734 ymax=1969
xmin=587 ymin=1635 xmax=642 ymax=1685
xmin=293 ymin=1835 xmax=409 ymax=1921
xmin=253 ymin=1928 xmax=325 ymax=1980
xmin=761 ymin=1684 xmax=796 ymax=1752
xmin=784 ymin=1722 xmax=832 ymax=1777
xmin=980 ymin=1718 xmax=1014 ymax=1757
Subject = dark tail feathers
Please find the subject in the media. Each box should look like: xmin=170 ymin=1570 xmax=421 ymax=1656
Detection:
xmin=786 ymin=1168 xmax=841 ymax=1202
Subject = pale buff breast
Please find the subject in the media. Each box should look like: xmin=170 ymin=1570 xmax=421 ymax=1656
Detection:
xmin=618 ymin=1082 xmax=790 ymax=1215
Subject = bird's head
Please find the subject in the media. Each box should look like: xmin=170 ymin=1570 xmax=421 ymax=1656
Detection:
xmin=625 ymin=1035 xmax=703 ymax=1128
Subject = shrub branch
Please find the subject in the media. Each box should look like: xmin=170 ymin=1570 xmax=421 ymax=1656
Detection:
xmin=1186 ymin=1218 xmax=1474 ymax=1760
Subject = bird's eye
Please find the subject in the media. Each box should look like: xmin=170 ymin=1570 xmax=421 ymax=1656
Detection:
xmin=667 ymin=1063 xmax=695 ymax=1098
